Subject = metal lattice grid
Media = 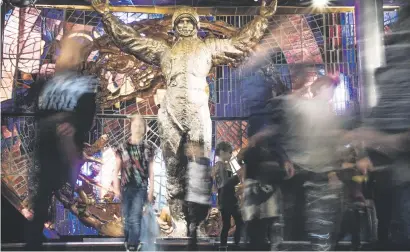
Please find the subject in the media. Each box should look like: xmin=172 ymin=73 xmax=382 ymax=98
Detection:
xmin=211 ymin=12 xmax=358 ymax=117
xmin=2 ymin=8 xmax=361 ymax=117
xmin=1 ymin=8 xmax=400 ymax=115
xmin=1 ymin=116 xmax=36 ymax=203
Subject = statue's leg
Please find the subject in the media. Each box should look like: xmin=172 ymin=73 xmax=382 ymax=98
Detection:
xmin=187 ymin=105 xmax=212 ymax=157
xmin=158 ymin=108 xmax=188 ymax=236
xmin=185 ymin=106 xmax=213 ymax=240
xmin=158 ymin=103 xmax=212 ymax=236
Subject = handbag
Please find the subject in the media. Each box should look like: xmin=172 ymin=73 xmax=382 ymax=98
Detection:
xmin=141 ymin=204 xmax=159 ymax=250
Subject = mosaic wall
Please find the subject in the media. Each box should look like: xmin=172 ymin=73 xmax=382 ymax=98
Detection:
xmin=1 ymin=4 xmax=398 ymax=236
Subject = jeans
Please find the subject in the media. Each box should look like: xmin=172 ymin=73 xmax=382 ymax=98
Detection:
xmin=336 ymin=206 xmax=364 ymax=249
xmin=247 ymin=217 xmax=283 ymax=251
xmin=304 ymin=178 xmax=342 ymax=251
xmin=25 ymin=145 xmax=77 ymax=251
xmin=122 ymin=186 xmax=147 ymax=248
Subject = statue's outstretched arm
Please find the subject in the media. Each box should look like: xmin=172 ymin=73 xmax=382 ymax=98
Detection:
xmin=92 ymin=0 xmax=169 ymax=66
xmin=206 ymin=0 xmax=277 ymax=66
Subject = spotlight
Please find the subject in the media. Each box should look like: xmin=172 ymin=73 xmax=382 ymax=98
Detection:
xmin=311 ymin=0 xmax=330 ymax=8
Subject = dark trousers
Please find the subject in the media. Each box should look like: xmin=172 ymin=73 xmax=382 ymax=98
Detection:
xmin=336 ymin=206 xmax=363 ymax=249
xmin=247 ymin=217 xmax=283 ymax=251
xmin=371 ymin=169 xmax=393 ymax=248
xmin=390 ymin=183 xmax=410 ymax=249
xmin=25 ymin=150 xmax=76 ymax=250
xmin=122 ymin=186 xmax=147 ymax=249
xmin=184 ymin=201 xmax=209 ymax=250
xmin=220 ymin=206 xmax=244 ymax=247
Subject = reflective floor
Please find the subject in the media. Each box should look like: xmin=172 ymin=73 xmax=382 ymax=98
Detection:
xmin=1 ymin=238 xmax=375 ymax=251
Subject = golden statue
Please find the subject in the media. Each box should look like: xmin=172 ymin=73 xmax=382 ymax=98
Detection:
xmin=92 ymin=0 xmax=278 ymax=235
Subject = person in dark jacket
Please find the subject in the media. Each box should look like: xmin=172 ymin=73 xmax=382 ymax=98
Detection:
xmin=334 ymin=146 xmax=373 ymax=250
xmin=25 ymin=38 xmax=98 ymax=251
xmin=238 ymin=128 xmax=294 ymax=251
xmin=213 ymin=141 xmax=244 ymax=250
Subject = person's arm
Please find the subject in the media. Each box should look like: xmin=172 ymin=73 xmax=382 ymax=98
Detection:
xmin=92 ymin=0 xmax=169 ymax=66
xmin=236 ymin=148 xmax=248 ymax=181
xmin=148 ymin=159 xmax=154 ymax=203
xmin=236 ymin=167 xmax=245 ymax=184
xmin=147 ymin=143 xmax=155 ymax=203
xmin=344 ymin=127 xmax=409 ymax=155
xmin=355 ymin=146 xmax=374 ymax=173
xmin=248 ymin=98 xmax=285 ymax=149
xmin=211 ymin=164 xmax=218 ymax=193
xmin=113 ymin=153 xmax=122 ymax=199
xmin=270 ymin=143 xmax=294 ymax=179
xmin=205 ymin=0 xmax=277 ymax=66
xmin=56 ymin=121 xmax=83 ymax=183
xmin=213 ymin=162 xmax=224 ymax=188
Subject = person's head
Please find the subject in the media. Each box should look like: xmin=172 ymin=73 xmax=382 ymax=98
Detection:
xmin=310 ymin=76 xmax=337 ymax=100
xmin=55 ymin=37 xmax=87 ymax=73
xmin=129 ymin=114 xmax=147 ymax=144
xmin=172 ymin=6 xmax=199 ymax=37
xmin=215 ymin=141 xmax=233 ymax=162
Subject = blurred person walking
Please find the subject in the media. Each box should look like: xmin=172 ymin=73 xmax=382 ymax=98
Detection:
xmin=184 ymin=141 xmax=213 ymax=251
xmin=25 ymin=37 xmax=99 ymax=250
xmin=213 ymin=141 xmax=244 ymax=250
xmin=260 ymin=73 xmax=346 ymax=251
xmin=334 ymin=145 xmax=374 ymax=250
xmin=238 ymin=128 xmax=293 ymax=251
xmin=345 ymin=5 xmax=410 ymax=249
xmin=113 ymin=114 xmax=155 ymax=251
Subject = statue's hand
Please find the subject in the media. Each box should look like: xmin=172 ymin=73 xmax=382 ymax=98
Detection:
xmin=92 ymin=0 xmax=110 ymax=15
xmin=260 ymin=0 xmax=278 ymax=18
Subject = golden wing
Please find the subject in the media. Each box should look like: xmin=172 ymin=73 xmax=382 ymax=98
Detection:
xmin=85 ymin=16 xmax=239 ymax=109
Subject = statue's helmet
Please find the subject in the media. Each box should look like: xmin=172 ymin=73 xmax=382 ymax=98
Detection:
xmin=172 ymin=6 xmax=200 ymax=30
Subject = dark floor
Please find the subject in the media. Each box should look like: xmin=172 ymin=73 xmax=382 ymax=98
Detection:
xmin=1 ymin=238 xmax=379 ymax=251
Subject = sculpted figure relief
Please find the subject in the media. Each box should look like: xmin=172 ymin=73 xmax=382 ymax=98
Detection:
xmin=85 ymin=18 xmax=237 ymax=108
xmin=92 ymin=0 xmax=278 ymax=235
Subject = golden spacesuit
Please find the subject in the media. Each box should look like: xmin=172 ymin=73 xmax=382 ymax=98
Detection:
xmin=92 ymin=0 xmax=278 ymax=235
